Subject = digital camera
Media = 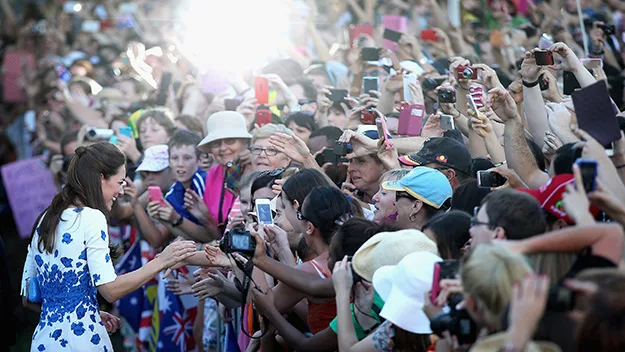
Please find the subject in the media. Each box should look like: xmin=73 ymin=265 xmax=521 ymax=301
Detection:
xmin=457 ymin=66 xmax=478 ymax=80
xmin=437 ymin=88 xmax=457 ymax=104
xmin=219 ymin=228 xmax=256 ymax=256
xmin=86 ymin=128 xmax=115 ymax=141
xmin=430 ymin=294 xmax=478 ymax=345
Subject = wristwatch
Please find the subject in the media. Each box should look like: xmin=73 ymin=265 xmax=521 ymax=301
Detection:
xmin=172 ymin=215 xmax=183 ymax=227
xmin=522 ymin=78 xmax=540 ymax=88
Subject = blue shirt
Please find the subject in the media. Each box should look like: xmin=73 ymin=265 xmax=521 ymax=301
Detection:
xmin=165 ymin=168 xmax=207 ymax=225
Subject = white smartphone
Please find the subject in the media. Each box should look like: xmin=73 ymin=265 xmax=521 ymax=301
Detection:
xmin=403 ymin=73 xmax=417 ymax=102
xmin=466 ymin=94 xmax=481 ymax=116
xmin=81 ymin=20 xmax=100 ymax=33
xmin=440 ymin=114 xmax=455 ymax=131
xmin=255 ymin=199 xmax=274 ymax=226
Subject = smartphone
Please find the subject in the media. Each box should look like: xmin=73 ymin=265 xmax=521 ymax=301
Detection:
xmin=255 ymin=199 xmax=274 ymax=226
xmin=430 ymin=260 xmax=459 ymax=305
xmin=398 ymin=103 xmax=424 ymax=136
xmin=534 ymin=50 xmax=554 ymax=66
xmin=375 ymin=117 xmax=393 ymax=150
xmin=119 ymin=2 xmax=137 ymax=14
xmin=254 ymin=76 xmax=269 ymax=105
xmin=119 ymin=126 xmax=133 ymax=138
xmin=333 ymin=141 xmax=352 ymax=156
xmin=575 ymin=159 xmax=598 ymax=193
xmin=328 ymin=89 xmax=348 ymax=103
xmin=255 ymin=109 xmax=272 ymax=127
xmin=563 ymin=71 xmax=581 ymax=95
xmin=420 ymin=30 xmax=439 ymax=41
xmin=224 ymin=98 xmax=242 ymax=111
xmin=63 ymin=1 xmax=81 ymax=13
xmin=361 ymin=47 xmax=381 ymax=62
xmin=571 ymin=80 xmax=620 ymax=147
xmin=580 ymin=58 xmax=603 ymax=70
xmin=440 ymin=114 xmax=455 ymax=131
xmin=466 ymin=94 xmax=481 ymax=115
xmin=316 ymin=148 xmax=339 ymax=166
xmin=156 ymin=71 xmax=173 ymax=106
xmin=55 ymin=65 xmax=72 ymax=83
xmin=362 ymin=77 xmax=379 ymax=96
xmin=403 ymin=73 xmax=417 ymax=102
xmin=81 ymin=20 xmax=100 ymax=33
xmin=383 ymin=28 xmax=402 ymax=43
xmin=148 ymin=186 xmax=165 ymax=206
xmin=477 ymin=170 xmax=507 ymax=188
xmin=348 ymin=24 xmax=374 ymax=48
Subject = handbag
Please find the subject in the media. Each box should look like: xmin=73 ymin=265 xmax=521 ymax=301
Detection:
xmin=26 ymin=277 xmax=42 ymax=303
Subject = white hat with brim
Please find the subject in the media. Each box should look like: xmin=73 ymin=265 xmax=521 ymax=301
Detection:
xmin=198 ymin=111 xmax=253 ymax=150
xmin=352 ymin=229 xmax=438 ymax=282
xmin=372 ymin=251 xmax=442 ymax=334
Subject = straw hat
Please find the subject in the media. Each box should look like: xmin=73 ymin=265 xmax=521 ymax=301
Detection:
xmin=352 ymin=229 xmax=438 ymax=282
xmin=198 ymin=111 xmax=252 ymax=150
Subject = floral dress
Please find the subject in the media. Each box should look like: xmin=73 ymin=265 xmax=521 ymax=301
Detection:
xmin=21 ymin=207 xmax=118 ymax=351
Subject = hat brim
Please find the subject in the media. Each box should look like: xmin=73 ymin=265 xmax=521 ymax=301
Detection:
xmin=398 ymin=155 xmax=419 ymax=167
xmin=381 ymin=180 xmax=405 ymax=192
xmin=136 ymin=163 xmax=168 ymax=173
xmin=371 ymin=265 xmax=395 ymax=302
xmin=198 ymin=131 xmax=253 ymax=150
xmin=380 ymin=285 xmax=432 ymax=334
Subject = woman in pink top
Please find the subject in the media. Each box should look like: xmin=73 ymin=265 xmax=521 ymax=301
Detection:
xmin=198 ymin=111 xmax=254 ymax=232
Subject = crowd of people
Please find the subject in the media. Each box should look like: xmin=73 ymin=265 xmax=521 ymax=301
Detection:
xmin=2 ymin=0 xmax=625 ymax=351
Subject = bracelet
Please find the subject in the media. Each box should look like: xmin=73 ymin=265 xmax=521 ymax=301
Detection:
xmin=172 ymin=215 xmax=184 ymax=227
xmin=522 ymin=78 xmax=540 ymax=88
xmin=616 ymin=164 xmax=625 ymax=169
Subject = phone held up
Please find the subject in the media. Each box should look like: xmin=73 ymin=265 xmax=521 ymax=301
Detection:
xmin=255 ymin=199 xmax=274 ymax=226
xmin=477 ymin=170 xmax=507 ymax=188
xmin=430 ymin=260 xmax=459 ymax=304
xmin=148 ymin=186 xmax=165 ymax=206
xmin=575 ymin=159 xmax=597 ymax=193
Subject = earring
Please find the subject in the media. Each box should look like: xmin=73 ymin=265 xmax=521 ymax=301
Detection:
xmin=409 ymin=211 xmax=416 ymax=222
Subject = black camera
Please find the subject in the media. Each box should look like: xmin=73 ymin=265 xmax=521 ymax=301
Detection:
xmin=219 ymin=228 xmax=256 ymax=256
xmin=333 ymin=141 xmax=353 ymax=157
xmin=546 ymin=285 xmax=575 ymax=312
xmin=438 ymin=88 xmax=457 ymax=104
xmin=430 ymin=294 xmax=478 ymax=345
xmin=583 ymin=19 xmax=615 ymax=35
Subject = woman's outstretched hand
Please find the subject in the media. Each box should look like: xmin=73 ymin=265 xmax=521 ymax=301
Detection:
xmin=157 ymin=240 xmax=197 ymax=269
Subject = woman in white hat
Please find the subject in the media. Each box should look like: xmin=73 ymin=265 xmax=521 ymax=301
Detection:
xmin=198 ymin=111 xmax=253 ymax=231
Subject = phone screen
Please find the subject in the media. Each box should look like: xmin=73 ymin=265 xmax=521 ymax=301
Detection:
xmin=383 ymin=28 xmax=402 ymax=43
xmin=328 ymin=89 xmax=348 ymax=103
xmin=119 ymin=126 xmax=132 ymax=138
xmin=363 ymin=77 xmax=379 ymax=96
xmin=361 ymin=47 xmax=380 ymax=62
xmin=477 ymin=171 xmax=507 ymax=188
xmin=440 ymin=115 xmax=455 ymax=131
xmin=256 ymin=203 xmax=273 ymax=225
xmin=576 ymin=160 xmax=597 ymax=192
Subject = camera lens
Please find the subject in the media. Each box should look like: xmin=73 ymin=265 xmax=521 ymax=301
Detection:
xmin=462 ymin=68 xmax=474 ymax=79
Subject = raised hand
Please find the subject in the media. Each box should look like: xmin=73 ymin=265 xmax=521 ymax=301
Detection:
xmin=269 ymin=132 xmax=312 ymax=163
xmin=488 ymin=87 xmax=519 ymax=123
xmin=332 ymin=256 xmax=353 ymax=297
xmin=549 ymin=42 xmax=582 ymax=72
xmin=191 ymin=269 xmax=227 ymax=300
xmin=507 ymin=274 xmax=550 ymax=346
xmin=204 ymin=244 xmax=232 ymax=268
xmin=561 ymin=163 xmax=595 ymax=224
xmin=520 ymin=50 xmax=542 ymax=82
xmin=165 ymin=272 xmax=194 ymax=295
xmin=338 ymin=129 xmax=377 ymax=158
xmin=184 ymin=189 xmax=210 ymax=224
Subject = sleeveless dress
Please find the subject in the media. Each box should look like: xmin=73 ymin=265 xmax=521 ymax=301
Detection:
xmin=21 ymin=207 xmax=118 ymax=351
xmin=307 ymin=259 xmax=337 ymax=334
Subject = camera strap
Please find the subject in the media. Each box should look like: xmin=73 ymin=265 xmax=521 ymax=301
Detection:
xmin=230 ymin=254 xmax=268 ymax=339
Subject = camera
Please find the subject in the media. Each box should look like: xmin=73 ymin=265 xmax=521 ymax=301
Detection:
xmin=457 ymin=66 xmax=478 ymax=80
xmin=333 ymin=141 xmax=353 ymax=157
xmin=437 ymin=88 xmax=457 ymax=104
xmin=546 ymin=285 xmax=575 ymax=312
xmin=86 ymin=128 xmax=114 ymax=141
xmin=430 ymin=294 xmax=478 ymax=345
xmin=219 ymin=228 xmax=256 ymax=256
xmin=583 ymin=19 xmax=615 ymax=35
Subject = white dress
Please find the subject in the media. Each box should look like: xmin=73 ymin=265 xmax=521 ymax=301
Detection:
xmin=21 ymin=207 xmax=117 ymax=351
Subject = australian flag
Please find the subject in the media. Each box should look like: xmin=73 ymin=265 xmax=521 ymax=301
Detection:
xmin=150 ymin=268 xmax=198 ymax=352
xmin=115 ymin=241 xmax=144 ymax=345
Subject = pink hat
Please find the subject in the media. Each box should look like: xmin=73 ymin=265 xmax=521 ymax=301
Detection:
xmin=136 ymin=145 xmax=169 ymax=172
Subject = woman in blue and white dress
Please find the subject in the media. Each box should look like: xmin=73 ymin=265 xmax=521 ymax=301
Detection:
xmin=21 ymin=142 xmax=197 ymax=352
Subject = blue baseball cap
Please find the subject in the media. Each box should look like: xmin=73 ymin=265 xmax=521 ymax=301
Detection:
xmin=382 ymin=167 xmax=452 ymax=209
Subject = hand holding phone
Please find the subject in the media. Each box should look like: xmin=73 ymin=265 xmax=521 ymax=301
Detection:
xmin=439 ymin=114 xmax=455 ymax=131
xmin=430 ymin=260 xmax=459 ymax=305
xmin=361 ymin=47 xmax=381 ymax=62
xmin=534 ymin=50 xmax=554 ymax=66
xmin=119 ymin=126 xmax=133 ymax=138
xmin=477 ymin=170 xmax=507 ymax=188
xmin=148 ymin=186 xmax=165 ymax=206
xmin=362 ymin=77 xmax=379 ymax=96
xmin=383 ymin=28 xmax=403 ymax=43
xmin=256 ymin=109 xmax=272 ymax=127
xmin=575 ymin=159 xmax=597 ymax=193
xmin=375 ymin=116 xmax=393 ymax=150
xmin=421 ymin=30 xmax=439 ymax=41
xmin=254 ymin=76 xmax=269 ymax=105
xmin=328 ymin=89 xmax=348 ymax=103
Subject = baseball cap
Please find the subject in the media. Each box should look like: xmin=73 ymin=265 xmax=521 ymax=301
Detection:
xmin=398 ymin=137 xmax=471 ymax=175
xmin=382 ymin=167 xmax=452 ymax=209
xmin=136 ymin=145 xmax=169 ymax=172
xmin=517 ymin=174 xmax=600 ymax=224
xmin=372 ymin=251 xmax=442 ymax=334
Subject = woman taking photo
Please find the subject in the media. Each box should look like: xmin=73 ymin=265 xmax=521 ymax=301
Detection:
xmin=21 ymin=142 xmax=196 ymax=351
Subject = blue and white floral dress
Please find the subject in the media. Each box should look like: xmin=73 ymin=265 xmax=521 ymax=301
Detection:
xmin=21 ymin=207 xmax=118 ymax=351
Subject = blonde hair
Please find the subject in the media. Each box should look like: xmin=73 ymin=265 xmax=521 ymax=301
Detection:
xmin=461 ymin=244 xmax=533 ymax=330
xmin=526 ymin=252 xmax=576 ymax=283
xmin=252 ymin=124 xmax=293 ymax=144
xmin=380 ymin=168 xmax=410 ymax=183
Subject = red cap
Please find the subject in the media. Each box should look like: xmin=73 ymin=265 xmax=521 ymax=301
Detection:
xmin=517 ymin=174 xmax=600 ymax=224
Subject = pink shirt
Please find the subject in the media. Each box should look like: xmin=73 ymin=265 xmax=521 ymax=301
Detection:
xmin=203 ymin=164 xmax=236 ymax=229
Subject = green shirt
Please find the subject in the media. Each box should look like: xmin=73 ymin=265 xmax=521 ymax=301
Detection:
xmin=329 ymin=291 xmax=385 ymax=340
